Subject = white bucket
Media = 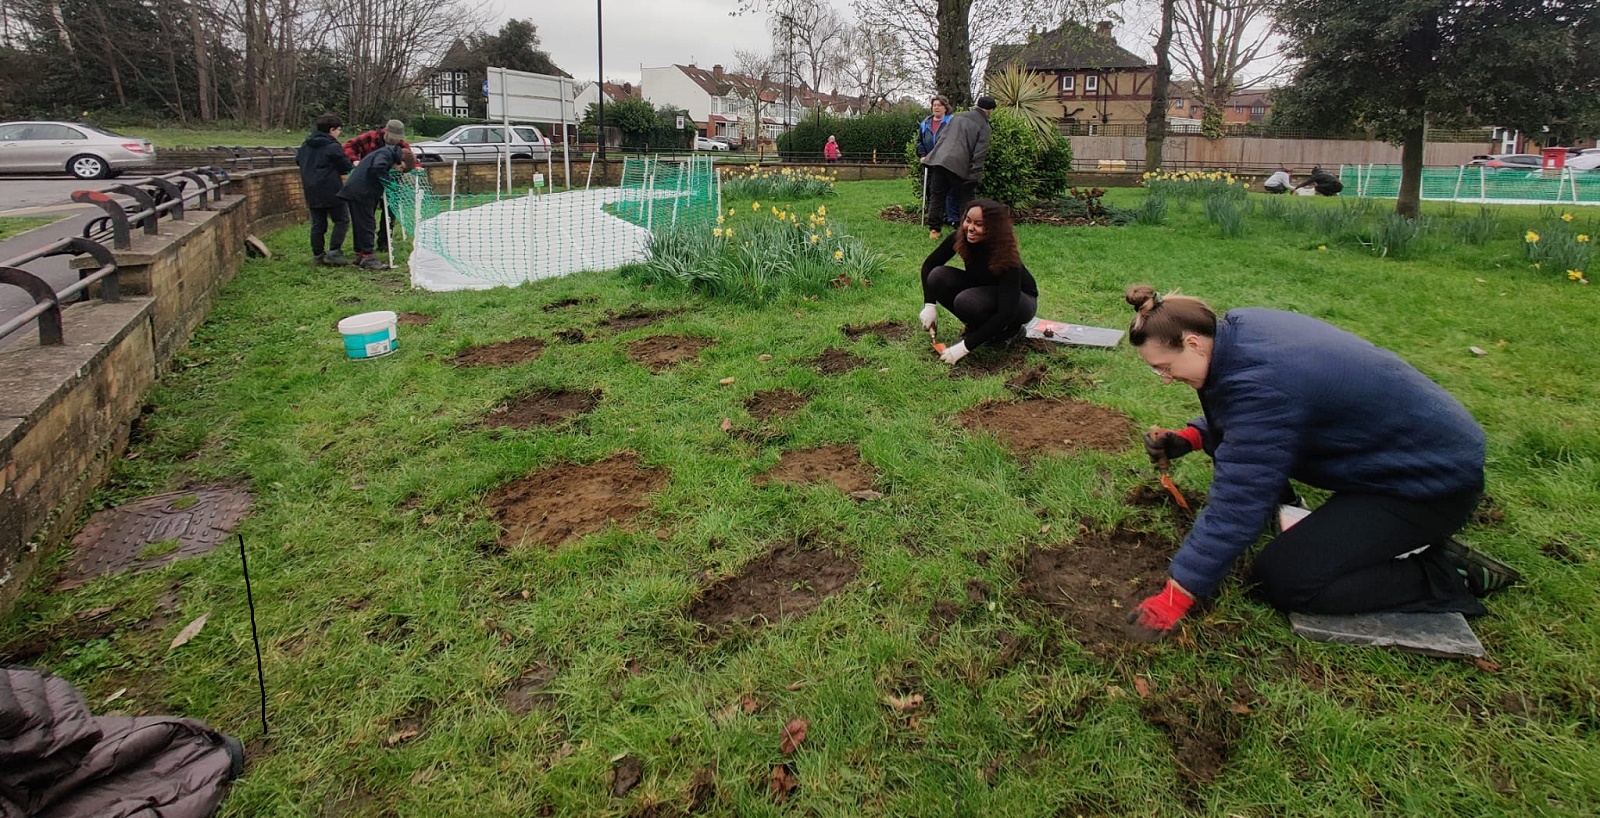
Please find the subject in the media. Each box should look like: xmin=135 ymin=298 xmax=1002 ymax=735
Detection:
xmin=337 ymin=310 xmax=398 ymax=359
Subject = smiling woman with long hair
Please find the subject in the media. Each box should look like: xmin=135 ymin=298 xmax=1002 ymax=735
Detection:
xmin=917 ymin=199 xmax=1038 ymax=364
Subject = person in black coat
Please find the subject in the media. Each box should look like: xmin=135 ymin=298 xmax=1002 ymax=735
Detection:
xmin=1294 ymin=165 xmax=1344 ymax=196
xmin=295 ymin=114 xmax=354 ymax=265
xmin=337 ymin=144 xmax=416 ymax=270
xmin=918 ymin=198 xmax=1038 ymax=364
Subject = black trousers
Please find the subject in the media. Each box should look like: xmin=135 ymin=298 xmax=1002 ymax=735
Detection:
xmin=308 ymin=203 xmax=349 ymax=257
xmin=1249 ymin=488 xmax=1483 ymax=616
xmin=925 ymin=165 xmax=977 ymax=230
xmin=346 ymin=198 xmax=379 ymax=255
xmin=924 ymin=265 xmax=1037 ymax=347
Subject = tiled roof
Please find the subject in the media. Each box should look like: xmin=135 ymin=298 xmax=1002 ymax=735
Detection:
xmin=987 ymin=23 xmax=1149 ymax=74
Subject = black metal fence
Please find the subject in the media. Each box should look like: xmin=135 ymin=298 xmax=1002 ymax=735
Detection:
xmin=0 ymin=167 xmax=230 ymax=346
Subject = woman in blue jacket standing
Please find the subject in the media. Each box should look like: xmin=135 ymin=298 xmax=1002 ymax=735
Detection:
xmin=915 ymin=95 xmax=956 ymax=232
xmin=1122 ymin=285 xmax=1518 ymax=640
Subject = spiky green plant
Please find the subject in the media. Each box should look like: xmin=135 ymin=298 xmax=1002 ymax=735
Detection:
xmin=984 ymin=63 xmax=1060 ymax=141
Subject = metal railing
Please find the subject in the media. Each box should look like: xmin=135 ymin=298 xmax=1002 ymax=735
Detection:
xmin=0 ymin=167 xmax=230 ymax=346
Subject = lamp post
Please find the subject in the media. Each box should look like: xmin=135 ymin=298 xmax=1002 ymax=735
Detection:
xmin=596 ymin=0 xmax=606 ymax=161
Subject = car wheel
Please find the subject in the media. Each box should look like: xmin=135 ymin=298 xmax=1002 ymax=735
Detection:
xmin=68 ymin=154 xmax=109 ymax=180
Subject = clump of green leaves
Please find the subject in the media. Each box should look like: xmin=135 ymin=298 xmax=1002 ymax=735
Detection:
xmin=1133 ymin=194 xmax=1169 ymax=226
xmin=1204 ymin=194 xmax=1251 ymax=238
xmin=1523 ymin=213 xmax=1594 ymax=283
xmin=1453 ymin=206 xmax=1499 ymax=245
xmin=1364 ymin=213 xmax=1430 ymax=258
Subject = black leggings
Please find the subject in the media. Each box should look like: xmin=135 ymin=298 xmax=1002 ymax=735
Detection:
xmin=1249 ymin=488 xmax=1483 ymax=616
xmin=308 ymin=203 xmax=349 ymax=256
xmin=924 ymin=265 xmax=1037 ymax=346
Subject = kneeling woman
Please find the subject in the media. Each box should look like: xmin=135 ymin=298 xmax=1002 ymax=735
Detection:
xmin=918 ymin=199 xmax=1037 ymax=364
xmin=1122 ymin=285 xmax=1516 ymax=640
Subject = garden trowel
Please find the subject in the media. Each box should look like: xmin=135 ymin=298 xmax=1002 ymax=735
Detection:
xmin=928 ymin=322 xmax=945 ymax=354
xmin=1148 ymin=429 xmax=1191 ymax=512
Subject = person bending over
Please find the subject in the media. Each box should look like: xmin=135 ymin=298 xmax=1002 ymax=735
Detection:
xmin=1123 ymin=285 xmax=1518 ymax=641
xmin=918 ymin=199 xmax=1038 ymax=365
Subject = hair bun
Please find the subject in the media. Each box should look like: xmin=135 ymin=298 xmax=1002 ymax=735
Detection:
xmin=1124 ymin=284 xmax=1157 ymax=312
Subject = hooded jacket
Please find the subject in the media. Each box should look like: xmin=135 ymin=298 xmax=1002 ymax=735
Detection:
xmin=295 ymin=131 xmax=353 ymax=209
xmin=1168 ymin=308 xmax=1485 ymax=598
xmin=921 ymin=109 xmax=991 ymax=182
xmin=337 ymin=144 xmax=403 ymax=205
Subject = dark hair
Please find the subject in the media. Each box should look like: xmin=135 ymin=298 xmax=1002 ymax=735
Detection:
xmin=929 ymin=94 xmax=952 ymax=112
xmin=397 ymin=148 xmax=418 ymax=170
xmin=1124 ymin=285 xmax=1217 ymax=347
xmin=314 ymin=113 xmax=343 ymax=134
xmin=955 ymin=198 xmax=1021 ymax=273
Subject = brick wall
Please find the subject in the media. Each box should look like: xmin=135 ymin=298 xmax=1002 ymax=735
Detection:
xmin=0 ymin=168 xmax=303 ymax=615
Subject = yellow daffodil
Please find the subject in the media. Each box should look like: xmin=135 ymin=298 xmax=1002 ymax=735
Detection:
xmin=834 ymin=250 xmax=844 ymax=261
xmin=824 ymin=228 xmax=832 ymax=238
xmin=713 ymin=227 xmax=724 ymax=237
xmin=817 ymin=206 xmax=826 ymax=216
xmin=810 ymin=234 xmax=820 ymax=243
xmin=1526 ymin=230 xmax=1540 ymax=243
xmin=725 ymin=227 xmax=735 ymax=238
xmin=728 ymin=207 xmax=735 ymax=216
xmin=752 ymin=201 xmax=760 ymax=210
xmin=1562 ymin=213 xmax=1574 ymax=222
xmin=1318 ymin=245 xmax=1327 ymax=251
xmin=1579 ymin=234 xmax=1590 ymax=243
xmin=1533 ymin=262 xmax=1542 ymax=269
xmin=1569 ymin=269 xmax=1584 ymax=280
xmin=716 ymin=215 xmax=724 ymax=224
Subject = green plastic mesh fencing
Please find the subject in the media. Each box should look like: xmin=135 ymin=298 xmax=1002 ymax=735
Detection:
xmin=382 ymin=155 xmax=720 ymax=291
xmin=1342 ymin=165 xmax=1600 ymax=205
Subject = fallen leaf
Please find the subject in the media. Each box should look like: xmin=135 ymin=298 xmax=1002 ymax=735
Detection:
xmin=75 ymin=605 xmax=117 ymax=621
xmin=384 ymin=728 xmax=419 ymax=746
xmin=1133 ymin=676 xmax=1153 ymax=699
xmin=1475 ymin=277 xmax=1487 ymax=283
xmin=1469 ymin=346 xmax=1488 ymax=356
xmin=1105 ymin=685 xmax=1126 ymax=699
xmin=410 ymin=766 xmax=437 ymax=785
xmin=1471 ymin=656 xmax=1502 ymax=672
xmin=980 ymin=754 xmax=1004 ymax=783
xmin=719 ymin=417 xmax=733 ymax=432
xmin=779 ymin=718 xmax=809 ymax=754
xmin=1228 ymin=702 xmax=1252 ymax=715
xmin=740 ymin=693 xmax=760 ymax=713
xmin=521 ymin=589 xmax=531 ymax=599
xmin=718 ymin=377 xmax=736 ymax=385
xmin=545 ymin=741 xmax=578 ymax=767
xmin=1039 ymin=524 xmax=1050 ymax=534
xmin=611 ymin=754 xmax=644 ymax=796
xmin=168 ymin=612 xmax=210 ymax=650
xmin=102 ymin=687 xmax=127 ymax=705
xmin=849 ymin=489 xmax=885 ymax=501
xmin=880 ymin=692 xmax=924 ymax=712
xmin=758 ymin=354 xmax=773 ymax=362
xmin=767 ymin=764 xmax=798 ymax=802
xmin=785 ymin=680 xmax=809 ymax=691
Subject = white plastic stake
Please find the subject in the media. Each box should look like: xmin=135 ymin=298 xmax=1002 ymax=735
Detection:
xmin=449 ymin=161 xmax=458 ymax=211
xmin=526 ymin=188 xmax=537 ymax=281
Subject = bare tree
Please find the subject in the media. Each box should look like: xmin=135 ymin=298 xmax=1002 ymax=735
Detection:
xmin=770 ymin=0 xmax=848 ymax=93
xmin=731 ymin=49 xmax=780 ymax=148
xmin=1171 ymin=0 xmax=1284 ymax=135
xmin=325 ymin=0 xmax=487 ymax=125
xmin=831 ymin=22 xmax=919 ymax=111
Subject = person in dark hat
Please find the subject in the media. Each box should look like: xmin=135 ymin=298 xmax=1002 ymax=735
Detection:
xmin=343 ymin=120 xmax=412 ymax=252
xmin=920 ymin=96 xmax=996 ymax=241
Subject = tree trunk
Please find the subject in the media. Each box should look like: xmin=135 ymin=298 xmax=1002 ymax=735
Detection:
xmin=189 ymin=0 xmax=213 ymax=121
xmin=1396 ymin=121 xmax=1425 ymax=219
xmin=1144 ymin=0 xmax=1175 ymax=172
xmin=935 ymin=0 xmax=971 ymax=105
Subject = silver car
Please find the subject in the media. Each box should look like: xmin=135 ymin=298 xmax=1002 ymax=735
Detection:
xmin=411 ymin=124 xmax=551 ymax=163
xmin=0 ymin=121 xmax=156 ymax=179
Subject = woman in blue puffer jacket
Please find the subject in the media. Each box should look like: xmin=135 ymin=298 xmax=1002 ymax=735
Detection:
xmin=1121 ymin=285 xmax=1518 ymax=641
xmin=916 ymin=95 xmax=956 ymax=229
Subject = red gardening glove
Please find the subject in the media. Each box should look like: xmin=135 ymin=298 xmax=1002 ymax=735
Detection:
xmin=1125 ymin=579 xmax=1195 ymax=642
xmin=1143 ymin=425 xmax=1203 ymax=466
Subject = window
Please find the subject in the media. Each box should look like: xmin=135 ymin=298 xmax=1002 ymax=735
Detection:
xmin=454 ymin=108 xmax=468 ymax=118
xmin=1251 ymin=105 xmax=1265 ymax=115
xmin=1171 ymin=97 xmax=1184 ymax=108
xmin=1234 ymin=105 xmax=1243 ymax=114
xmin=1085 ymin=75 xmax=1099 ymax=92
xmin=1060 ymin=75 xmax=1074 ymax=91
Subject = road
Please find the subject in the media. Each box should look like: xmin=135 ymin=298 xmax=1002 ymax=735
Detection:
xmin=0 ymin=176 xmax=104 ymax=340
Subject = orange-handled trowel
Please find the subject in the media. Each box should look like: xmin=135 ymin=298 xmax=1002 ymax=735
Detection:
xmin=928 ymin=323 xmax=945 ymax=354
xmin=1148 ymin=425 xmax=1191 ymax=512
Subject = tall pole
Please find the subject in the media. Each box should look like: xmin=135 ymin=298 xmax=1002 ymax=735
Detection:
xmin=597 ymin=0 xmax=606 ymax=162
xmin=784 ymin=13 xmax=793 ymax=138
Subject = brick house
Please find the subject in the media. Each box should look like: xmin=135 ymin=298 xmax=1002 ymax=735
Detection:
xmin=640 ymin=63 xmax=861 ymax=144
xmin=986 ymin=21 xmax=1153 ymax=132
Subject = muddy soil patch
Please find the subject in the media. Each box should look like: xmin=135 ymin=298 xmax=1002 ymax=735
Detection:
xmin=488 ymin=453 xmax=667 ymax=550
xmin=807 ymin=347 xmax=865 ymax=375
xmin=603 ymin=306 xmax=682 ymax=330
xmin=454 ymin=337 xmax=546 ymax=367
xmin=628 ymin=336 xmax=714 ymax=372
xmin=502 ymin=663 xmax=559 ymax=715
xmin=396 ymin=312 xmax=433 ymax=327
xmin=754 ymin=444 xmax=876 ymax=494
xmin=1018 ymin=527 xmax=1175 ymax=651
xmin=543 ymin=296 xmax=597 ymax=312
xmin=841 ymin=321 xmax=911 ymax=342
xmin=960 ymin=398 xmax=1133 ymax=459
xmin=688 ymin=544 xmax=860 ymax=631
xmin=1141 ymin=683 xmax=1253 ymax=799
xmin=483 ymin=388 xmax=600 ymax=430
xmin=1126 ymin=483 xmax=1201 ymax=522
xmin=949 ymin=339 xmax=1057 ymax=378
xmin=745 ymin=388 xmax=809 ymax=422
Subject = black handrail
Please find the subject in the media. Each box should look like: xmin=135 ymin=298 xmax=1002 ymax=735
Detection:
xmin=73 ymin=167 xmax=230 ymax=249
xmin=0 ymin=238 xmax=118 ymax=346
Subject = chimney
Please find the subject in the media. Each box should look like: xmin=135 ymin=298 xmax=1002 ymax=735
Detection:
xmin=1096 ymin=20 xmax=1113 ymax=37
xmin=622 ymin=82 xmax=632 ymax=95
xmin=712 ymin=64 xmax=724 ymax=81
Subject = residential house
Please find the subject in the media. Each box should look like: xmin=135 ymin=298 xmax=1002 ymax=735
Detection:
xmin=426 ymin=40 xmax=481 ymax=118
xmin=641 ymin=63 xmax=861 ymax=144
xmin=574 ymin=81 xmax=643 ymax=113
xmin=1166 ymin=83 xmax=1274 ymax=129
xmin=986 ymin=21 xmax=1153 ymax=132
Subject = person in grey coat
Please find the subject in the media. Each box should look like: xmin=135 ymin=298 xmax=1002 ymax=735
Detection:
xmin=921 ymin=96 xmax=995 ymax=240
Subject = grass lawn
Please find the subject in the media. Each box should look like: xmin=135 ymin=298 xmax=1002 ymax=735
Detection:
xmin=0 ymin=216 xmax=61 ymax=242
xmin=2 ymin=180 xmax=1598 ymax=817
xmin=128 ymin=126 xmax=306 ymax=149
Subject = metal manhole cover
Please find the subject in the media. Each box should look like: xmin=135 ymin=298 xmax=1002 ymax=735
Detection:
xmin=57 ymin=484 xmax=254 ymax=589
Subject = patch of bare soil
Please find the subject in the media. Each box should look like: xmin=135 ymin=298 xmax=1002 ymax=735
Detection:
xmin=543 ymin=296 xmax=597 ymax=312
xmin=744 ymin=389 xmax=808 ymax=422
xmin=502 ymin=663 xmax=559 ymax=715
xmin=628 ymin=336 xmax=714 ymax=372
xmin=959 ymin=398 xmax=1133 ymax=458
xmin=396 ymin=312 xmax=432 ymax=327
xmin=947 ymin=339 xmax=1057 ymax=379
xmin=1126 ymin=482 xmax=1202 ymax=523
xmin=841 ymin=321 xmax=911 ymax=342
xmin=807 ymin=347 xmax=865 ymax=375
xmin=1017 ymin=526 xmax=1176 ymax=651
xmin=602 ymin=306 xmax=682 ymax=330
xmin=1542 ymin=537 xmax=1585 ymax=564
xmin=1004 ymin=364 xmax=1050 ymax=393
xmin=0 ymin=618 xmax=120 ymax=665
xmin=1140 ymin=682 xmax=1254 ymax=800
xmin=488 ymin=453 xmax=667 ymax=550
xmin=552 ymin=328 xmax=587 ymax=344
xmin=1471 ymin=494 xmax=1505 ymax=527
xmin=483 ymin=388 xmax=600 ymax=430
xmin=754 ymin=444 xmax=876 ymax=494
xmin=454 ymin=337 xmax=546 ymax=367
xmin=687 ymin=543 xmax=860 ymax=631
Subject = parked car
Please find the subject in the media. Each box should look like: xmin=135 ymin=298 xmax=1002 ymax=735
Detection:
xmin=711 ymin=135 xmax=741 ymax=150
xmin=1465 ymin=154 xmax=1543 ymax=170
xmin=0 ymin=121 xmax=156 ymax=179
xmin=693 ymin=136 xmax=730 ymax=151
xmin=411 ymin=124 xmax=551 ymax=163
xmin=1565 ymin=148 xmax=1600 ymax=171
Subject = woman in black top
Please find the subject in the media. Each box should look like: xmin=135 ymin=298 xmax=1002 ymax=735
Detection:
xmin=918 ymin=199 xmax=1039 ymax=364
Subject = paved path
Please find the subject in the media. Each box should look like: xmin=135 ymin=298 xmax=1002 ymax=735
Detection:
xmin=0 ymin=176 xmax=103 ymax=342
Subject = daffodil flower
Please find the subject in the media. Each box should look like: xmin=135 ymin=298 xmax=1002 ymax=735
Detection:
xmin=752 ymin=201 xmax=760 ymax=210
xmin=1579 ymin=234 xmax=1590 ymax=243
xmin=1569 ymin=270 xmax=1584 ymax=280
xmin=833 ymin=250 xmax=844 ymax=261
xmin=1526 ymin=231 xmax=1540 ymax=243
xmin=1562 ymin=213 xmax=1574 ymax=222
